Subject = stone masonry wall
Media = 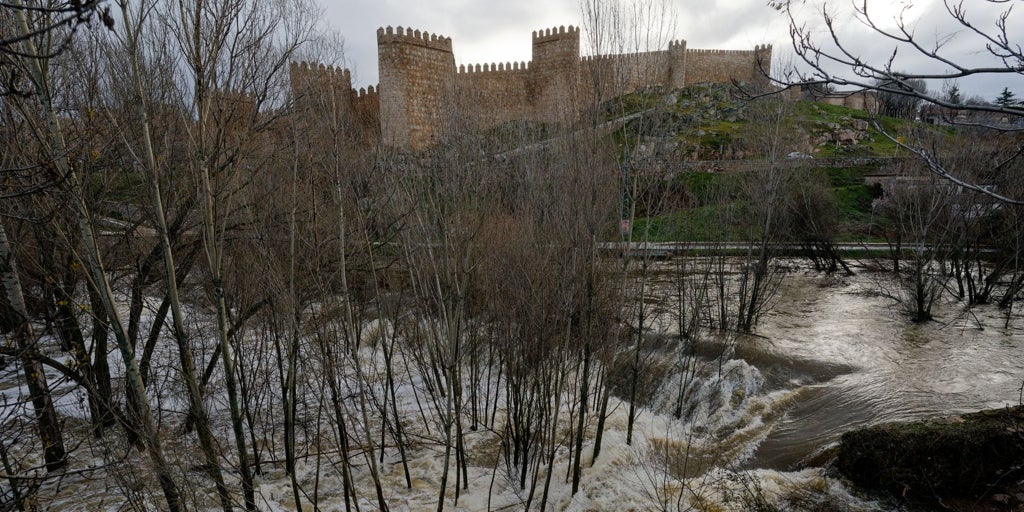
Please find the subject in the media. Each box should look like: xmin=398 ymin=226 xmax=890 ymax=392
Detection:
xmin=289 ymin=61 xmax=354 ymax=122
xmin=683 ymin=46 xmax=772 ymax=86
xmin=580 ymin=41 xmax=687 ymax=105
xmin=352 ymin=86 xmax=379 ymax=132
xmin=530 ymin=26 xmax=581 ymax=124
xmin=455 ymin=63 xmax=533 ymax=129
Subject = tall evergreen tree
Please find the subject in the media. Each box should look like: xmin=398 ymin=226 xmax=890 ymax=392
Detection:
xmin=994 ymin=87 xmax=1018 ymax=108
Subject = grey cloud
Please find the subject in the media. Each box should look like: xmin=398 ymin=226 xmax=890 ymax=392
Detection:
xmin=323 ymin=0 xmax=1022 ymax=98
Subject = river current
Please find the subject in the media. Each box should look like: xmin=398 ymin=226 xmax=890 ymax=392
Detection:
xmin=646 ymin=262 xmax=1024 ymax=479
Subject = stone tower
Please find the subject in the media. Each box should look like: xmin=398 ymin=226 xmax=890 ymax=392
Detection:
xmin=530 ymin=26 xmax=580 ymax=124
xmin=668 ymin=40 xmax=688 ymax=88
xmin=377 ymin=26 xmax=455 ymax=150
xmin=753 ymin=44 xmax=773 ymax=86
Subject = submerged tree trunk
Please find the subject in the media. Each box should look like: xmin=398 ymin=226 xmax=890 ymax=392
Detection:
xmin=200 ymin=168 xmax=258 ymax=511
xmin=39 ymin=241 xmax=112 ymax=437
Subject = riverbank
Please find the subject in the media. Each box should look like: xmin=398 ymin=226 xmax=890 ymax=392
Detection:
xmin=837 ymin=406 xmax=1024 ymax=511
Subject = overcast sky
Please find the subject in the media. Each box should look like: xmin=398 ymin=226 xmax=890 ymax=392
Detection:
xmin=320 ymin=0 xmax=1024 ymax=102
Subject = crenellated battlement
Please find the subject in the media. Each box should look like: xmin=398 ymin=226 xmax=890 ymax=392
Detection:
xmin=377 ymin=25 xmax=456 ymax=148
xmin=581 ymin=48 xmax=674 ymax=62
xmin=377 ymin=26 xmax=453 ymax=52
xmin=290 ymin=61 xmax=351 ymax=82
xmin=351 ymin=85 xmax=379 ymax=129
xmin=211 ymin=88 xmax=257 ymax=112
xmin=686 ymin=48 xmax=757 ymax=55
xmin=457 ymin=61 xmax=530 ymax=74
xmin=532 ymin=25 xmax=580 ymax=43
xmin=290 ymin=61 xmax=353 ymax=100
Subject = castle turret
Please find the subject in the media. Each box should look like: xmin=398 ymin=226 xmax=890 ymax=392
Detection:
xmin=377 ymin=26 xmax=455 ymax=150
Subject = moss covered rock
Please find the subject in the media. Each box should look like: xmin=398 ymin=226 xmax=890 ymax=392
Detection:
xmin=836 ymin=406 xmax=1024 ymax=508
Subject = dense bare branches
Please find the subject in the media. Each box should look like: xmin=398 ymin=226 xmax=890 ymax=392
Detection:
xmin=1 ymin=0 xmax=111 ymax=97
xmin=9 ymin=1 xmax=1021 ymax=510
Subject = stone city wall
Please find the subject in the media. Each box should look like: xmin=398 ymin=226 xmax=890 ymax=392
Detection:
xmin=290 ymin=25 xmax=773 ymax=151
xmin=580 ymin=41 xmax=687 ymax=105
xmin=289 ymin=62 xmax=353 ymax=113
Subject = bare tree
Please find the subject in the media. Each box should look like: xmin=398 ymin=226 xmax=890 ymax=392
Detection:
xmin=103 ymin=1 xmax=235 ymax=508
xmin=580 ymin=0 xmax=679 ymax=456
xmin=158 ymin=0 xmax=318 ymax=508
xmin=871 ymin=160 xmax=957 ymax=321
xmin=4 ymin=2 xmax=183 ymax=509
xmin=0 ymin=223 xmax=66 ymax=473
xmin=874 ymin=75 xmax=927 ymax=119
xmin=0 ymin=0 xmax=110 ymax=97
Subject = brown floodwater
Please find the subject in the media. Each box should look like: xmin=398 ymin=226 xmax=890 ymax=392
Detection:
xmin=733 ymin=269 xmax=1024 ymax=469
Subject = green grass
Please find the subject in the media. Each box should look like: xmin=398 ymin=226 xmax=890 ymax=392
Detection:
xmin=823 ymin=165 xmax=876 ymax=187
xmin=833 ymin=185 xmax=875 ymax=221
xmin=833 ymin=184 xmax=878 ymax=241
xmin=676 ymin=120 xmax=746 ymax=153
xmin=633 ymin=202 xmax=749 ymax=242
xmin=604 ymin=85 xmax=920 ymax=243
xmin=606 ymin=89 xmax=663 ymax=119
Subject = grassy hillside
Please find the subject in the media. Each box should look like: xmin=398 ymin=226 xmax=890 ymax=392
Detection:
xmin=606 ymin=83 xmax=912 ymax=243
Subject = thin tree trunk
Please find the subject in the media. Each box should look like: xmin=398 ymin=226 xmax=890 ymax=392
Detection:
xmin=86 ymin=279 xmax=115 ymax=438
xmin=591 ymin=382 xmax=610 ymax=464
xmin=380 ymin=306 xmax=412 ymax=489
xmin=572 ymin=338 xmax=590 ymax=494
xmin=334 ymin=183 xmax=389 ymax=512
xmin=0 ymin=224 xmax=66 ymax=472
xmin=626 ymin=257 xmax=648 ymax=445
xmin=111 ymin=1 xmax=234 ymax=497
xmin=0 ymin=439 xmax=25 ymax=511
xmin=40 ymin=247 xmax=109 ymax=437
xmin=285 ymin=132 xmax=302 ymax=511
xmin=190 ymin=74 xmax=258 ymax=510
